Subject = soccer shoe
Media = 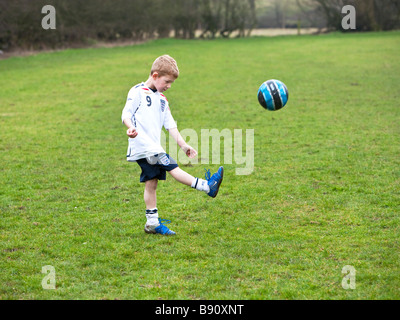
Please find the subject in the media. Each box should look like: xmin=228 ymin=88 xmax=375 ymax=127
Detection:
xmin=205 ymin=166 xmax=224 ymax=198
xmin=144 ymin=218 xmax=176 ymax=236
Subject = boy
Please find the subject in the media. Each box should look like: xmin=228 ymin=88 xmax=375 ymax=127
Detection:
xmin=121 ymin=55 xmax=223 ymax=236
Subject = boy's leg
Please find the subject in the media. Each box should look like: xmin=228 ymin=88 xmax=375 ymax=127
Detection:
xmin=168 ymin=166 xmax=224 ymax=198
xmin=144 ymin=179 xmax=158 ymax=209
xmin=143 ymin=178 xmax=176 ymax=236
xmin=144 ymin=179 xmax=159 ymax=228
xmin=169 ymin=167 xmax=210 ymax=193
xmin=168 ymin=167 xmax=195 ymax=186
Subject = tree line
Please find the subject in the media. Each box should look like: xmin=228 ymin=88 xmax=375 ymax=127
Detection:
xmin=0 ymin=0 xmax=399 ymax=51
xmin=0 ymin=0 xmax=257 ymax=50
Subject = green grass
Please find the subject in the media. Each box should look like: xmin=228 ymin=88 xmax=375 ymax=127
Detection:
xmin=0 ymin=31 xmax=399 ymax=300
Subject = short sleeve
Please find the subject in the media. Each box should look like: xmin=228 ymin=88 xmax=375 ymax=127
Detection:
xmin=121 ymin=87 xmax=141 ymax=124
xmin=163 ymin=104 xmax=177 ymax=130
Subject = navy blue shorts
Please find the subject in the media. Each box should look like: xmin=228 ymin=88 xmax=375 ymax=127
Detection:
xmin=136 ymin=154 xmax=178 ymax=183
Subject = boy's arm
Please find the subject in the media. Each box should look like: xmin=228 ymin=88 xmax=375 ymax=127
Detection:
xmin=168 ymin=127 xmax=197 ymax=159
xmin=122 ymin=87 xmax=140 ymax=139
xmin=123 ymin=118 xmax=138 ymax=138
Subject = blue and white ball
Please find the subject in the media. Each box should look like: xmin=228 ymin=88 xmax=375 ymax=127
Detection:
xmin=257 ymin=79 xmax=289 ymax=111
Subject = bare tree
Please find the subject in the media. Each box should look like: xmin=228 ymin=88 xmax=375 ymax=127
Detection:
xmin=199 ymin=0 xmax=223 ymax=39
xmin=272 ymin=0 xmax=290 ymax=28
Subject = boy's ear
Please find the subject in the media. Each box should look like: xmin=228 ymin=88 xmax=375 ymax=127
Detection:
xmin=152 ymin=72 xmax=159 ymax=79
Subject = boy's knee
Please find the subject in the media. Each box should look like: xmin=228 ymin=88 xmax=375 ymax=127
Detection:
xmin=145 ymin=179 xmax=158 ymax=190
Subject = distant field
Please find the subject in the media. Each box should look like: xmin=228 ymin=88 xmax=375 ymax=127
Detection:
xmin=0 ymin=31 xmax=399 ymax=300
xmin=0 ymin=28 xmax=322 ymax=61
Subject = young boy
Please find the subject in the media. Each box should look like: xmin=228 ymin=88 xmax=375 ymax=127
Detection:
xmin=121 ymin=55 xmax=223 ymax=236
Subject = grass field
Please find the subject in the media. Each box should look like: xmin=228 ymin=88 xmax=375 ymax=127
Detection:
xmin=0 ymin=31 xmax=399 ymax=300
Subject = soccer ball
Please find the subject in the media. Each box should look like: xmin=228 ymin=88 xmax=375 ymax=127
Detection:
xmin=257 ymin=79 xmax=289 ymax=111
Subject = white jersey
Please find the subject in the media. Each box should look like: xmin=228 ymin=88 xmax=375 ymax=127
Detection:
xmin=121 ymin=82 xmax=177 ymax=161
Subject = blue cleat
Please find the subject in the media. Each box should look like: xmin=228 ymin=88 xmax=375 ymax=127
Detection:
xmin=205 ymin=166 xmax=224 ymax=198
xmin=145 ymin=218 xmax=176 ymax=236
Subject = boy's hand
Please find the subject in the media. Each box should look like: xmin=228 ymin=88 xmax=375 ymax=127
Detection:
xmin=127 ymin=127 xmax=138 ymax=138
xmin=182 ymin=144 xmax=197 ymax=159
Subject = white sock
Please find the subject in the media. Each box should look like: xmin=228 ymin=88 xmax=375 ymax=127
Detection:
xmin=191 ymin=178 xmax=210 ymax=193
xmin=145 ymin=208 xmax=159 ymax=226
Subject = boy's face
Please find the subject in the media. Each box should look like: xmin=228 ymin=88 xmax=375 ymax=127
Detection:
xmin=152 ymin=72 xmax=176 ymax=93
